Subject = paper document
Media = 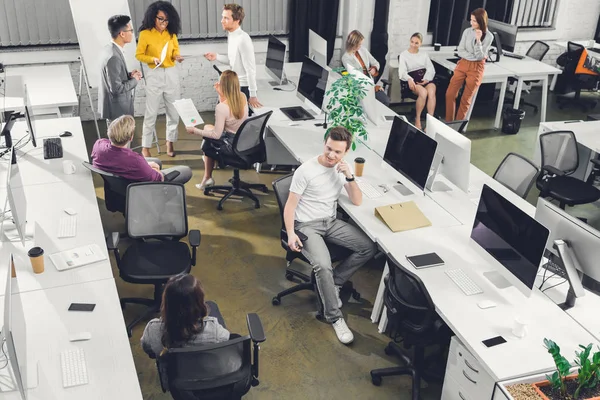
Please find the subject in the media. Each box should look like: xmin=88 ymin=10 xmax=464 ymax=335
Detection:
xmin=173 ymin=99 xmax=204 ymax=127
xmin=152 ymin=42 xmax=170 ymax=69
xmin=50 ymin=244 xmax=107 ymax=271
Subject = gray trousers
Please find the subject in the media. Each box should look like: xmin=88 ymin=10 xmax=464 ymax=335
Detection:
xmin=142 ymin=66 xmax=180 ymax=148
xmin=145 ymin=157 xmax=192 ymax=184
xmin=295 ymin=217 xmax=377 ymax=322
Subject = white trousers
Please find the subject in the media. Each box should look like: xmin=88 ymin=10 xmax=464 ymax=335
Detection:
xmin=142 ymin=66 xmax=180 ymax=148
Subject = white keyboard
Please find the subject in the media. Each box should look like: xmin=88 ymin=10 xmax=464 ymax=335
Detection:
xmin=445 ymin=269 xmax=483 ymax=296
xmin=58 ymin=216 xmax=77 ymax=238
xmin=61 ymin=347 xmax=89 ymax=388
xmin=355 ymin=178 xmax=383 ymax=199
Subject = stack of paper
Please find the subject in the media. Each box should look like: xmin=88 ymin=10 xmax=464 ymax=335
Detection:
xmin=172 ymin=99 xmax=204 ymax=127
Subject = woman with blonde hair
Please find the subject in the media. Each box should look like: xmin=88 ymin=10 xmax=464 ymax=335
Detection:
xmin=187 ymin=70 xmax=248 ymax=190
xmin=341 ymin=30 xmax=390 ymax=106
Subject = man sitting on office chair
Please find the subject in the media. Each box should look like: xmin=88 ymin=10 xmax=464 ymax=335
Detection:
xmin=284 ymin=127 xmax=377 ymax=344
xmin=92 ymin=115 xmax=192 ymax=184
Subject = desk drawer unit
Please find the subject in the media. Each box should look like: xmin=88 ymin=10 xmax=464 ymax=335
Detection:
xmin=442 ymin=336 xmax=495 ymax=400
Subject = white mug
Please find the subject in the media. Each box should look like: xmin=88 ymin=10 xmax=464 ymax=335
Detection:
xmin=512 ymin=316 xmax=528 ymax=338
xmin=62 ymin=160 xmax=76 ymax=175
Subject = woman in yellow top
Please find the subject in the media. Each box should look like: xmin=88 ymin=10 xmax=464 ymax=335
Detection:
xmin=136 ymin=1 xmax=184 ymax=157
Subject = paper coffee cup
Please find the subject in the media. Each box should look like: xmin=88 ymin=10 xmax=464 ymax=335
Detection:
xmin=512 ymin=316 xmax=528 ymax=338
xmin=354 ymin=157 xmax=365 ymax=177
xmin=434 ymin=43 xmax=441 ymax=51
xmin=28 ymin=247 xmax=44 ymax=274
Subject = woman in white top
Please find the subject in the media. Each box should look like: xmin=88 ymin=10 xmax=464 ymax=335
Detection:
xmin=341 ymin=30 xmax=390 ymax=106
xmin=186 ymin=70 xmax=248 ymax=189
xmin=398 ymin=32 xmax=436 ymax=130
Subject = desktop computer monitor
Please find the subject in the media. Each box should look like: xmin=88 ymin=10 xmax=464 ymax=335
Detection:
xmin=450 ymin=19 xmax=473 ymax=50
xmin=345 ymin=66 xmax=385 ymax=126
xmin=471 ymin=184 xmax=550 ymax=297
xmin=535 ymin=197 xmax=600 ymax=285
xmin=383 ymin=116 xmax=437 ymax=194
xmin=265 ymin=35 xmax=287 ymax=86
xmin=488 ymin=18 xmax=518 ymax=54
xmin=425 ymin=115 xmax=471 ymax=192
xmin=308 ymin=29 xmax=328 ymax=69
xmin=1 ymin=148 xmax=28 ymax=247
xmin=297 ymin=57 xmax=329 ymax=112
xmin=22 ymin=84 xmax=36 ymax=148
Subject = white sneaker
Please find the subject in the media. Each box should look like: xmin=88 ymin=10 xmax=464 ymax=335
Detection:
xmin=332 ymin=318 xmax=354 ymax=344
xmin=334 ymin=285 xmax=343 ymax=308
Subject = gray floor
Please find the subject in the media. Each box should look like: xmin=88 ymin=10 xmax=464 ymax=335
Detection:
xmin=81 ymin=87 xmax=600 ymax=399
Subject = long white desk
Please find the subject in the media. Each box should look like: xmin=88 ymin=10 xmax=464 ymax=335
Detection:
xmin=0 ymin=279 xmax=142 ymax=399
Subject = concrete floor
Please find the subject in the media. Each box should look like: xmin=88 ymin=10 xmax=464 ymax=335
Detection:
xmin=81 ymin=87 xmax=600 ymax=399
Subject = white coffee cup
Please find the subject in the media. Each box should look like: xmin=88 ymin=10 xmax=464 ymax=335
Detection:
xmin=62 ymin=160 xmax=76 ymax=175
xmin=512 ymin=316 xmax=528 ymax=338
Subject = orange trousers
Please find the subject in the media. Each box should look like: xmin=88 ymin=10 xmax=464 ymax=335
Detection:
xmin=445 ymin=59 xmax=485 ymax=121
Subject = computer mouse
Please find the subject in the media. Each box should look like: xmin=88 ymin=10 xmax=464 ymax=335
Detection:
xmin=64 ymin=208 xmax=77 ymax=216
xmin=477 ymin=300 xmax=497 ymax=309
xmin=59 ymin=131 xmax=73 ymax=137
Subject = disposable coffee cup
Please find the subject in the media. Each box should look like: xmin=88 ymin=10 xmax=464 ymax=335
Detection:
xmin=28 ymin=247 xmax=44 ymax=274
xmin=512 ymin=316 xmax=528 ymax=338
xmin=434 ymin=43 xmax=441 ymax=51
xmin=354 ymin=157 xmax=365 ymax=177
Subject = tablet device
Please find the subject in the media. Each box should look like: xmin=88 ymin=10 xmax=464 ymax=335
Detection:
xmin=406 ymin=252 xmax=444 ymax=269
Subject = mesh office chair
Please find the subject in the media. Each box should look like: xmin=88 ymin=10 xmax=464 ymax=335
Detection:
xmin=107 ymin=182 xmax=201 ymax=337
xmin=536 ymin=131 xmax=600 ymax=209
xmin=203 ymin=111 xmax=273 ymax=210
xmin=556 ymin=42 xmax=599 ymax=111
xmin=493 ymin=153 xmax=539 ymax=199
xmin=270 ymin=174 xmax=360 ymax=318
xmin=370 ymin=254 xmax=452 ymax=400
xmin=157 ymin=313 xmax=266 ymax=400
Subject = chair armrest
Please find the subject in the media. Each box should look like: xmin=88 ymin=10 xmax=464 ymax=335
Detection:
xmin=380 ymin=78 xmax=389 ymax=89
xmin=590 ymin=158 xmax=600 ymax=168
xmin=163 ymin=170 xmax=181 ymax=182
xmin=542 ymin=165 xmax=565 ymax=177
xmin=280 ymin=228 xmax=307 ymax=242
xmin=106 ymin=232 xmax=120 ymax=250
xmin=246 ymin=313 xmax=266 ymax=343
xmin=189 ymin=229 xmax=201 ymax=266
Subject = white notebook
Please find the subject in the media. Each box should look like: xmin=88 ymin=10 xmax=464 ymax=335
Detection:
xmin=50 ymin=244 xmax=107 ymax=271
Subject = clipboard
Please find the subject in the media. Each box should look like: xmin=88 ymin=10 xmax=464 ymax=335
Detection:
xmin=374 ymin=201 xmax=431 ymax=232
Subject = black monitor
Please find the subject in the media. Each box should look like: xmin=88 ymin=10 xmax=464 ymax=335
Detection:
xmin=488 ymin=18 xmax=518 ymax=54
xmin=297 ymin=57 xmax=329 ymax=111
xmin=451 ymin=19 xmax=473 ymax=49
xmin=23 ymin=84 xmax=36 ymax=148
xmin=265 ymin=35 xmax=287 ymax=86
xmin=1 ymin=112 xmax=18 ymax=164
xmin=383 ymin=117 xmax=437 ymax=193
xmin=471 ymin=184 xmax=549 ymax=296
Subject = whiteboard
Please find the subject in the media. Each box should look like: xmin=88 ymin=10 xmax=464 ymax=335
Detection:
xmin=68 ymin=0 xmax=138 ymax=89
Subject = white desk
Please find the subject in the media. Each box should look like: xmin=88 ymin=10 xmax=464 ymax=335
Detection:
xmin=0 ymin=65 xmax=78 ymax=117
xmin=0 ymin=278 xmax=142 ymax=400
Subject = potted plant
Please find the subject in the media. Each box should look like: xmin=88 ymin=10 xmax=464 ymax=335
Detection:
xmin=324 ymin=68 xmax=373 ymax=150
xmin=532 ymin=338 xmax=600 ymax=399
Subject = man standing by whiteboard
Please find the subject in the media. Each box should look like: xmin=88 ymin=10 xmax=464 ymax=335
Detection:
xmin=98 ymin=15 xmax=142 ymax=127
xmin=204 ymin=3 xmax=262 ymax=112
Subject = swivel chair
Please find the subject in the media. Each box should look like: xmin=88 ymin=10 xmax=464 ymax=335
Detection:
xmin=157 ymin=313 xmax=266 ymax=400
xmin=203 ymin=111 xmax=273 ymax=210
xmin=107 ymin=182 xmax=201 ymax=337
xmin=270 ymin=174 xmax=360 ymax=319
xmin=493 ymin=152 xmax=539 ymax=199
xmin=556 ymin=42 xmax=599 ymax=112
xmin=536 ymin=130 xmax=600 ymax=209
xmin=370 ymin=253 xmax=452 ymax=400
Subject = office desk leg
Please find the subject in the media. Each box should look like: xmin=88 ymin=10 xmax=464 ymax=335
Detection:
xmin=513 ymin=79 xmax=524 ymax=110
xmin=371 ymin=262 xmax=389 ymax=323
xmin=550 ymin=74 xmax=557 ymax=92
xmin=378 ymin=306 xmax=388 ymax=333
xmin=541 ymin=76 xmax=549 ymax=123
xmin=494 ymin=80 xmax=508 ymax=129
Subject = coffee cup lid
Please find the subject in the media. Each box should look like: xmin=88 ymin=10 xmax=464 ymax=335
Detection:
xmin=28 ymin=247 xmax=44 ymax=257
xmin=354 ymin=157 xmax=365 ymax=163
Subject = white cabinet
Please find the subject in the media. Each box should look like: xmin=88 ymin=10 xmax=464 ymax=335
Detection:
xmin=442 ymin=336 xmax=496 ymax=400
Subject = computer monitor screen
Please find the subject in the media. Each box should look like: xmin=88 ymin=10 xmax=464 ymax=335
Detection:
xmin=297 ymin=57 xmax=329 ymax=111
xmin=1 ymin=152 xmax=28 ymax=247
xmin=451 ymin=19 xmax=473 ymax=48
xmin=488 ymin=18 xmax=518 ymax=53
xmin=425 ymin=115 xmax=471 ymax=192
xmin=308 ymin=29 xmax=328 ymax=69
xmin=265 ymin=35 xmax=286 ymax=85
xmin=535 ymin=197 xmax=600 ymax=285
xmin=471 ymin=184 xmax=549 ymax=296
xmin=383 ymin=117 xmax=437 ymax=191
xmin=22 ymin=84 xmax=36 ymax=148
xmin=345 ymin=66 xmax=383 ymax=126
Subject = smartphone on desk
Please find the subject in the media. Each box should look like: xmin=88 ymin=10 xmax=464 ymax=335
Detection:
xmin=68 ymin=303 xmax=96 ymax=312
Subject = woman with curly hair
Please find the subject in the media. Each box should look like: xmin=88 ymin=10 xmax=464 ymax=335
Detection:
xmin=136 ymin=1 xmax=184 ymax=157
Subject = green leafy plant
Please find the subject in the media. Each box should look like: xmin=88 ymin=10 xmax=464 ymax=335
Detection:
xmin=544 ymin=338 xmax=571 ymax=396
xmin=324 ymin=68 xmax=373 ymax=151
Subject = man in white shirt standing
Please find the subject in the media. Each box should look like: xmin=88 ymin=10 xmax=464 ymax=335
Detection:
xmin=204 ymin=3 xmax=262 ymax=110
xmin=284 ymin=127 xmax=377 ymax=344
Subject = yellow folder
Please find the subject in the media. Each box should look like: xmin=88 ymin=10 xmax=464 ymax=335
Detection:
xmin=374 ymin=201 xmax=432 ymax=233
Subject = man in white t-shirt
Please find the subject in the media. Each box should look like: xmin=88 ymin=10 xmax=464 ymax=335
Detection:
xmin=284 ymin=127 xmax=377 ymax=344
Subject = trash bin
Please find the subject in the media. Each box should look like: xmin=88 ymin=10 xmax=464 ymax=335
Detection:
xmin=501 ymin=108 xmax=526 ymax=135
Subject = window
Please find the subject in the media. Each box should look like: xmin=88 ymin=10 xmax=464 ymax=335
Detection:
xmin=509 ymin=0 xmax=558 ymax=28
xmin=0 ymin=0 xmax=289 ymax=47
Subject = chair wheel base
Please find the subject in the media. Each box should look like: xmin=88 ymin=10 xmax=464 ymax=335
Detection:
xmin=371 ymin=374 xmax=382 ymax=386
xmin=352 ymin=291 xmax=361 ymax=300
xmin=285 ymin=273 xmax=294 ymax=281
xmin=217 ymin=205 xmax=223 ymax=211
xmin=316 ymin=313 xmax=324 ymax=321
xmin=384 ymin=343 xmax=394 ymax=356
xmin=272 ymin=297 xmax=281 ymax=306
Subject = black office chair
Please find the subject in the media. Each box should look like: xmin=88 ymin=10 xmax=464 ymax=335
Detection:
xmin=536 ymin=131 xmax=600 ymax=209
xmin=82 ymin=161 xmax=133 ymax=214
xmin=370 ymin=254 xmax=452 ymax=400
xmin=157 ymin=313 xmax=266 ymax=400
xmin=270 ymin=174 xmax=360 ymax=318
xmin=504 ymin=41 xmax=550 ymax=114
xmin=443 ymin=119 xmax=469 ymax=134
xmin=203 ymin=111 xmax=273 ymax=210
xmin=493 ymin=152 xmax=539 ymax=199
xmin=107 ymin=182 xmax=201 ymax=337
xmin=556 ymin=42 xmax=599 ymax=112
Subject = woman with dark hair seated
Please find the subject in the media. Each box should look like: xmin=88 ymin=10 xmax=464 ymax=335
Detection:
xmin=141 ymin=274 xmax=229 ymax=358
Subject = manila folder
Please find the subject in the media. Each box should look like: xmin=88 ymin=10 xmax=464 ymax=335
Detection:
xmin=374 ymin=201 xmax=431 ymax=232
